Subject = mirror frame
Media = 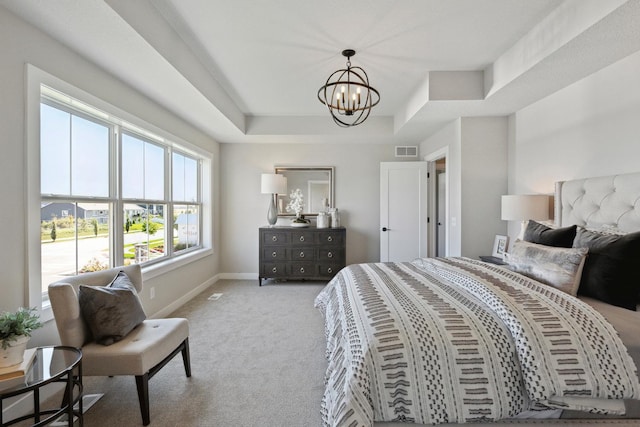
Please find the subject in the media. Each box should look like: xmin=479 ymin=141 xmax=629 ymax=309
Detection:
xmin=274 ymin=166 xmax=334 ymax=217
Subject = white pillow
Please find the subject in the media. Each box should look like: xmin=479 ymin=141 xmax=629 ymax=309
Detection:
xmin=504 ymin=240 xmax=588 ymax=296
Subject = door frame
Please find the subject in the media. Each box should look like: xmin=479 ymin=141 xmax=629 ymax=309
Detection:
xmin=425 ymin=147 xmax=449 ymax=257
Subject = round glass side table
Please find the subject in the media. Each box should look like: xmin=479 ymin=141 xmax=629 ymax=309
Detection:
xmin=0 ymin=346 xmax=82 ymax=427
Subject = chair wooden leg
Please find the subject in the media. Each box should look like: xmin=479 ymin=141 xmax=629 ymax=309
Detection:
xmin=181 ymin=338 xmax=192 ymax=377
xmin=135 ymin=373 xmax=150 ymax=426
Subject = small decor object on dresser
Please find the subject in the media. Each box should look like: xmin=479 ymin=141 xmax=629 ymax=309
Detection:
xmin=286 ymin=188 xmax=310 ymax=227
xmin=259 ymin=226 xmax=346 ymax=285
xmin=317 ymin=212 xmax=329 ymax=228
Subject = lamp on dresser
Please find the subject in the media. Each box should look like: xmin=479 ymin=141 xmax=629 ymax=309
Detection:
xmin=261 ymin=173 xmax=287 ymax=226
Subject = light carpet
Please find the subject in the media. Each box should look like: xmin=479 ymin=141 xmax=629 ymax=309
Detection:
xmin=82 ymin=279 xmax=328 ymax=427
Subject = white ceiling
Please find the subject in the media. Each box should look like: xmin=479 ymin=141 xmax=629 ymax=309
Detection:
xmin=3 ymin=0 xmax=640 ymax=145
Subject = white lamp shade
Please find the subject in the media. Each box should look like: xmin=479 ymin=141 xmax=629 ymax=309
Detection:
xmin=261 ymin=173 xmax=287 ymax=194
xmin=501 ymin=194 xmax=549 ymax=221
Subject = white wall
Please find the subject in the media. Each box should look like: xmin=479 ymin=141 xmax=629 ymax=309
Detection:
xmin=508 ymin=49 xmax=640 ymax=239
xmin=461 ymin=117 xmax=509 ymax=258
xmin=420 ymin=117 xmax=508 ymax=258
xmin=219 ymin=143 xmax=402 ymax=275
xmin=0 ymin=8 xmax=220 ymax=345
xmin=420 ymin=119 xmax=463 ymax=256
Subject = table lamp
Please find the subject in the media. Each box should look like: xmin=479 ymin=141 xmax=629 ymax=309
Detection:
xmin=261 ymin=173 xmax=287 ymax=226
xmin=501 ymin=194 xmax=550 ymax=235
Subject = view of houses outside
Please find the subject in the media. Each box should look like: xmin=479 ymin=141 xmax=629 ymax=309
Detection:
xmin=40 ymin=202 xmax=162 ymax=293
xmin=40 ymin=202 xmax=200 ymax=294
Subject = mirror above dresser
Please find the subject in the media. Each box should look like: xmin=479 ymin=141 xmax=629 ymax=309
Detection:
xmin=274 ymin=166 xmax=334 ymax=217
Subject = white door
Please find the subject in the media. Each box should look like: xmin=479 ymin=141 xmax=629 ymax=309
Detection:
xmin=380 ymin=162 xmax=429 ymax=262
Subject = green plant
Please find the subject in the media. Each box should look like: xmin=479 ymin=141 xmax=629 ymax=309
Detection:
xmin=142 ymin=221 xmax=159 ymax=235
xmin=50 ymin=221 xmax=57 ymax=241
xmin=0 ymin=307 xmax=42 ymax=350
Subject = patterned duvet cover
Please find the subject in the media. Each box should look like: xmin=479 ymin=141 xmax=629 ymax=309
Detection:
xmin=314 ymin=258 xmax=640 ymax=426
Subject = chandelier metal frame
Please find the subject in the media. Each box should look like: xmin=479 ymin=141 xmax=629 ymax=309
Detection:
xmin=317 ymin=49 xmax=380 ymax=127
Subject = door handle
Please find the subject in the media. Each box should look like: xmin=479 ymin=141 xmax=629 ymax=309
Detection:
xmin=382 ymin=227 xmax=388 ymax=232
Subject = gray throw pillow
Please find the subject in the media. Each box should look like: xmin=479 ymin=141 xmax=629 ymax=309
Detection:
xmin=504 ymin=240 xmax=588 ymax=296
xmin=78 ymin=271 xmax=147 ymax=346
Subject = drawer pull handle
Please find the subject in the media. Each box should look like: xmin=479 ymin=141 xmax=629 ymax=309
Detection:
xmin=272 ymin=236 xmax=278 ymax=242
xmin=299 ymin=236 xmax=305 ymax=242
xmin=327 ymin=252 xmax=333 ymax=258
xmin=272 ymin=251 xmax=277 ymax=257
xmin=327 ymin=236 xmax=333 ymax=242
xmin=300 ymin=267 xmax=305 ymax=273
xmin=327 ymin=268 xmax=333 ymax=274
xmin=300 ymin=251 xmax=305 ymax=258
xmin=272 ymin=267 xmax=277 ymax=273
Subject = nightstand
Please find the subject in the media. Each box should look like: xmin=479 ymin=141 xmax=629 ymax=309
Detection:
xmin=479 ymin=255 xmax=507 ymax=265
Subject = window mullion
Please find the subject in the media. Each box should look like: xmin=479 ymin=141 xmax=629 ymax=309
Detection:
xmin=166 ymin=147 xmax=173 ymax=257
xmin=113 ymin=125 xmax=123 ymax=266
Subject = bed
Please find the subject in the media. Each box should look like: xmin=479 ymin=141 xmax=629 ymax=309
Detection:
xmin=314 ymin=171 xmax=640 ymax=426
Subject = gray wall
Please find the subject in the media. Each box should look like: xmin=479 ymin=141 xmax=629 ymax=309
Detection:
xmin=420 ymin=117 xmax=508 ymax=259
xmin=0 ymin=8 xmax=220 ymax=345
xmin=508 ymin=49 xmax=640 ymax=240
xmin=219 ymin=143 xmax=402 ymax=275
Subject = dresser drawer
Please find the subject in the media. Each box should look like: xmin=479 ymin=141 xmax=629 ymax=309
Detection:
xmin=262 ymin=247 xmax=287 ymax=261
xmin=319 ymin=231 xmax=343 ymax=246
xmin=261 ymin=263 xmax=288 ymax=277
xmin=318 ymin=263 xmax=343 ymax=277
xmin=289 ymin=262 xmax=316 ymax=277
xmin=291 ymin=247 xmax=315 ymax=261
xmin=291 ymin=230 xmax=316 ymax=245
xmin=262 ymin=231 xmax=289 ymax=245
xmin=318 ymin=248 xmax=342 ymax=262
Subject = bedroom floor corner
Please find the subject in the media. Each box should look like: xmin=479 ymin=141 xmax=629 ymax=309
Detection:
xmin=80 ymin=279 xmax=328 ymax=427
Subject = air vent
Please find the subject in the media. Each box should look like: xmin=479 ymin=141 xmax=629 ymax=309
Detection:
xmin=395 ymin=146 xmax=418 ymax=158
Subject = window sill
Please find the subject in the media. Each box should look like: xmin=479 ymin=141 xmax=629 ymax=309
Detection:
xmin=142 ymin=247 xmax=213 ymax=281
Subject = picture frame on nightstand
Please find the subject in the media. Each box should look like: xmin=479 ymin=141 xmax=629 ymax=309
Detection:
xmin=492 ymin=235 xmax=508 ymax=258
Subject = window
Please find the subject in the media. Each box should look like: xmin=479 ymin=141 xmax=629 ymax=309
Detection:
xmin=37 ymin=85 xmax=208 ymax=300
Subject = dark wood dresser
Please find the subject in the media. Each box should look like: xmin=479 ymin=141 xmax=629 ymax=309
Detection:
xmin=258 ymin=226 xmax=346 ymax=286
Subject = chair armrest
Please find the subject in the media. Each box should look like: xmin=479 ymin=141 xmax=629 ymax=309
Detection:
xmin=48 ymin=282 xmax=89 ymax=348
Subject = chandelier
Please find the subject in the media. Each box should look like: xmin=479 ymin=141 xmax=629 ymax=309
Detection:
xmin=317 ymin=49 xmax=380 ymax=127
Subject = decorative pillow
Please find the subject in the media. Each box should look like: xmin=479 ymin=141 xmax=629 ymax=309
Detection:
xmin=504 ymin=240 xmax=588 ymax=296
xmin=78 ymin=271 xmax=147 ymax=345
xmin=523 ymin=221 xmax=577 ymax=248
xmin=573 ymin=228 xmax=640 ymax=311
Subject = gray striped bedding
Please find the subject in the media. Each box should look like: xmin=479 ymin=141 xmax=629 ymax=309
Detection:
xmin=314 ymin=258 xmax=640 ymax=426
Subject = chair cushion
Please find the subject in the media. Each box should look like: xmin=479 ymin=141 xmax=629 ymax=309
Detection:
xmin=81 ymin=318 xmax=189 ymax=376
xmin=78 ymin=271 xmax=147 ymax=345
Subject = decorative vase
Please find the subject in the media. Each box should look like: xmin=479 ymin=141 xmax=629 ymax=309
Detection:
xmin=266 ymin=194 xmax=278 ymax=226
xmin=0 ymin=335 xmax=29 ymax=368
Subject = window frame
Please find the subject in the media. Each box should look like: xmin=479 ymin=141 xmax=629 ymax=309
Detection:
xmin=27 ymin=65 xmax=213 ymax=321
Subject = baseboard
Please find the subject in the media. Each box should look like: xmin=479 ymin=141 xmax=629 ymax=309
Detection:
xmin=217 ymin=272 xmax=258 ymax=280
xmin=148 ymin=272 xmax=257 ymax=318
xmin=149 ymin=275 xmax=217 ymax=319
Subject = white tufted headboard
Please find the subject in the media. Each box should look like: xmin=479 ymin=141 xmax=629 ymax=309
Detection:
xmin=554 ymin=171 xmax=640 ymax=233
